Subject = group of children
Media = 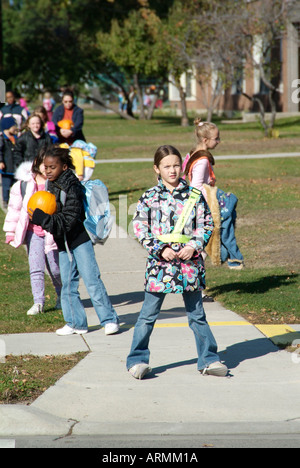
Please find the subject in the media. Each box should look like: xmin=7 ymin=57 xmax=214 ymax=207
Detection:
xmin=2 ymin=117 xmax=246 ymax=380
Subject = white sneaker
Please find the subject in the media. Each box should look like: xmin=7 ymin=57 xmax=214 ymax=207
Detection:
xmin=56 ymin=324 xmax=88 ymax=336
xmin=129 ymin=364 xmax=152 ymax=380
xmin=201 ymin=362 xmax=228 ymax=377
xmin=27 ymin=303 xmax=43 ymax=316
xmin=104 ymin=323 xmax=119 ymax=335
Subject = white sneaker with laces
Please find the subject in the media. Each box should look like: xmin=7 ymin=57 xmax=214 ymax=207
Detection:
xmin=27 ymin=303 xmax=43 ymax=316
xmin=201 ymin=362 xmax=228 ymax=377
xmin=129 ymin=364 xmax=152 ymax=380
xmin=56 ymin=324 xmax=88 ymax=336
xmin=104 ymin=323 xmax=119 ymax=335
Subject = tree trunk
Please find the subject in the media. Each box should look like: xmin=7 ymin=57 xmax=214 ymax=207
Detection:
xmin=173 ymin=77 xmax=189 ymax=126
xmin=179 ymin=84 xmax=189 ymax=127
xmin=133 ymin=73 xmax=146 ymax=120
xmin=241 ymin=91 xmax=269 ymax=136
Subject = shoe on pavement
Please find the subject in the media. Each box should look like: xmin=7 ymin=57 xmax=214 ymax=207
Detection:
xmin=201 ymin=362 xmax=228 ymax=377
xmin=27 ymin=303 xmax=43 ymax=316
xmin=104 ymin=322 xmax=119 ymax=335
xmin=129 ymin=363 xmax=152 ymax=380
xmin=56 ymin=324 xmax=88 ymax=336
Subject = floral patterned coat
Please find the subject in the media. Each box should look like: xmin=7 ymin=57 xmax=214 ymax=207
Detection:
xmin=133 ymin=178 xmax=214 ymax=294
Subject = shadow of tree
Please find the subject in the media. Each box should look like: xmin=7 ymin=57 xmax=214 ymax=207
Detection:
xmin=208 ymin=274 xmax=298 ymax=296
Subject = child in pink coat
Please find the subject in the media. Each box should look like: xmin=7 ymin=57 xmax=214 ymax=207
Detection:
xmin=3 ymin=155 xmax=62 ymax=316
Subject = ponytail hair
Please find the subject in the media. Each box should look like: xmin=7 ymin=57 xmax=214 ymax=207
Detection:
xmin=194 ymin=117 xmax=217 ymax=144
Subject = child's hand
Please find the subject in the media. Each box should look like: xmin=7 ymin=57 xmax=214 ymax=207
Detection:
xmin=177 ymin=246 xmax=195 ymax=261
xmin=5 ymin=235 xmax=14 ymax=244
xmin=161 ymin=247 xmax=177 ymax=262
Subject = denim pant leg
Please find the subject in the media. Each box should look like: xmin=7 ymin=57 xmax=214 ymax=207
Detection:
xmin=221 ymin=214 xmax=244 ymax=265
xmin=59 ymin=250 xmax=88 ymax=331
xmin=126 ymin=292 xmax=165 ymax=369
xmin=73 ymin=241 xmax=119 ymax=327
xmin=182 ymin=291 xmax=220 ymax=371
xmin=1 ymin=174 xmax=14 ymax=203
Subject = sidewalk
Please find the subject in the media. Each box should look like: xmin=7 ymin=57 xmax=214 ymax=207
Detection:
xmin=1 ymin=223 xmax=300 ymax=440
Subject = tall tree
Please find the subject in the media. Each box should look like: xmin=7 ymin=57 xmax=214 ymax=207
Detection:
xmin=97 ymin=2 xmax=168 ymax=119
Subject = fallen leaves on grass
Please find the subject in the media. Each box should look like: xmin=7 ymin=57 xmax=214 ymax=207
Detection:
xmin=0 ymin=353 xmax=88 ymax=404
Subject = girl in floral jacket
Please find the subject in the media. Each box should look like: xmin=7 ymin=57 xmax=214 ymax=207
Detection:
xmin=127 ymin=145 xmax=228 ymax=379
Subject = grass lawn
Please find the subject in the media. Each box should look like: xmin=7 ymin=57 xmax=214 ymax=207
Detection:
xmin=0 ymin=353 xmax=88 ymax=404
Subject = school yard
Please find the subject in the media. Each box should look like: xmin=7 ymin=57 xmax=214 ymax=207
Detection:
xmin=0 ymin=111 xmax=299 ymax=335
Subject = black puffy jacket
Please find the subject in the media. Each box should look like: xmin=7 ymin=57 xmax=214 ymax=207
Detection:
xmin=31 ymin=168 xmax=90 ymax=251
xmin=14 ymin=130 xmax=52 ymax=168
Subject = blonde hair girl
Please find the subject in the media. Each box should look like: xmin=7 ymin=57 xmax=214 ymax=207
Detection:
xmin=182 ymin=118 xmax=220 ymax=188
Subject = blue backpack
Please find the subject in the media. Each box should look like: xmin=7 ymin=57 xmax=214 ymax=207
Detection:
xmin=81 ymin=179 xmax=114 ymax=245
xmin=45 ymin=178 xmax=114 ymax=246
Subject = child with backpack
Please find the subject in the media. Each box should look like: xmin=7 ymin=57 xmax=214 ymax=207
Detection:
xmin=126 ymin=145 xmax=228 ymax=379
xmin=29 ymin=145 xmax=119 ymax=336
xmin=3 ymin=155 xmax=62 ymax=316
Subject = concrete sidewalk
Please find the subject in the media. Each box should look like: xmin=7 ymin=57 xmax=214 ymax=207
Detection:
xmin=1 ymin=224 xmax=300 ymax=440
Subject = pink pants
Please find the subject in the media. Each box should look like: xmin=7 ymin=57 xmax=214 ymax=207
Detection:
xmin=25 ymin=231 xmax=62 ymax=305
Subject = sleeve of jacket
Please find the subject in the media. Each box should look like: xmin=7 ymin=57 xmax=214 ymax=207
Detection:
xmin=0 ymin=135 xmax=4 ymax=163
xmin=31 ymin=183 xmax=84 ymax=238
xmin=52 ymin=105 xmax=63 ymax=133
xmin=72 ymin=106 xmax=84 ymax=135
xmin=132 ymin=195 xmax=165 ymax=259
xmin=14 ymin=135 xmax=26 ymax=168
xmin=3 ymin=181 xmax=23 ymax=236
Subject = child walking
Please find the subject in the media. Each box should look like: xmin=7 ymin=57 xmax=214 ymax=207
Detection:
xmin=3 ymin=155 xmax=62 ymax=315
xmin=126 ymin=145 xmax=228 ymax=379
xmin=14 ymin=114 xmax=52 ymax=168
xmin=0 ymin=117 xmax=18 ymax=209
xmin=183 ymin=118 xmax=244 ymax=270
xmin=29 ymin=146 xmax=119 ymax=336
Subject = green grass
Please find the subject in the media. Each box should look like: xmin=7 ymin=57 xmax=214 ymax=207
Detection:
xmin=0 ymin=353 xmax=88 ymax=404
xmin=0 ymin=210 xmax=65 ymax=333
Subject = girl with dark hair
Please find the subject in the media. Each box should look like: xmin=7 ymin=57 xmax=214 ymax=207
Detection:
xmin=29 ymin=145 xmax=119 ymax=336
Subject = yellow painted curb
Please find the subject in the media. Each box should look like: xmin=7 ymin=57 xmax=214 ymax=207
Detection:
xmin=120 ymin=321 xmax=252 ymax=330
xmin=255 ymin=324 xmax=300 ymax=347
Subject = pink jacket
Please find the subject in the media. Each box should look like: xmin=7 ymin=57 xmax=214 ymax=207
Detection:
xmin=3 ymin=162 xmax=58 ymax=253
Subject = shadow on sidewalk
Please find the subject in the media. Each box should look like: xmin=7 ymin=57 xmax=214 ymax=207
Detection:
xmin=148 ymin=337 xmax=279 ymax=378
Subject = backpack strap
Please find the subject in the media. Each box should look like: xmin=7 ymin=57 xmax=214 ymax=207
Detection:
xmin=157 ymin=187 xmax=201 ymax=244
xmin=20 ymin=180 xmax=27 ymax=198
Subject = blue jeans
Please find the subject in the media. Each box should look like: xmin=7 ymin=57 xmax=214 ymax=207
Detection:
xmin=127 ymin=291 xmax=220 ymax=371
xmin=59 ymin=240 xmax=119 ymax=330
xmin=220 ymin=214 xmax=244 ymax=267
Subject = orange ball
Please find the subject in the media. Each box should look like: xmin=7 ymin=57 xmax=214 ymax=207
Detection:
xmin=27 ymin=191 xmax=57 ymax=216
